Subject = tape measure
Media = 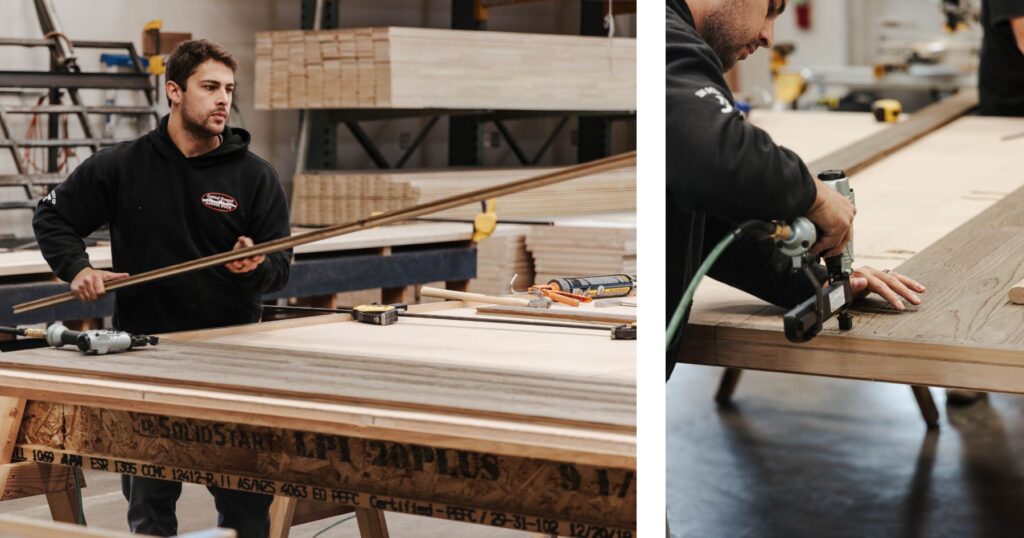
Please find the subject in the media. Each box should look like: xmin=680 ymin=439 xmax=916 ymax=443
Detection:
xmin=611 ymin=323 xmax=636 ymax=340
xmin=351 ymin=304 xmax=406 ymax=326
xmin=872 ymin=99 xmax=902 ymax=123
xmin=547 ymin=274 xmax=635 ymax=300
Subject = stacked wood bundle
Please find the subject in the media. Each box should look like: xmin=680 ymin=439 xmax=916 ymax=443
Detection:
xmin=291 ymin=165 xmax=636 ymax=226
xmin=254 ymin=27 xmax=635 ymax=110
xmin=468 ymin=226 xmax=535 ymax=297
xmin=525 ymin=215 xmax=636 ymax=285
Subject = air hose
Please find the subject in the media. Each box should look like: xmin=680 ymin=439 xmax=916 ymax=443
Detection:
xmin=666 ymin=220 xmax=774 ymax=350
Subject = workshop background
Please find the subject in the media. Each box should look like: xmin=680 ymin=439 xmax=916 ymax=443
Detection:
xmin=670 ymin=0 xmax=1024 ymax=537
xmin=0 ymin=0 xmax=636 ymax=237
xmin=0 ymin=0 xmax=637 ymax=536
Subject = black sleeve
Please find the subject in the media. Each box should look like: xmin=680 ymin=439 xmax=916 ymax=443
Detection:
xmin=666 ymin=5 xmax=817 ymax=224
xmin=232 ymin=169 xmax=292 ymax=294
xmin=989 ymin=0 xmax=1024 ymax=25
xmin=32 ymin=154 xmax=114 ymax=283
xmin=703 ymin=215 xmax=827 ymax=309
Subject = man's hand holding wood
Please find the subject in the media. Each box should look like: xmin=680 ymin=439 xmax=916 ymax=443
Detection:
xmin=224 ymin=235 xmax=266 ymax=274
xmin=70 ymin=267 xmax=129 ymax=302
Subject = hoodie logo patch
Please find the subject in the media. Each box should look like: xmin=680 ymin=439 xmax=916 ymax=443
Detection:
xmin=200 ymin=192 xmax=238 ymax=213
xmin=695 ymin=86 xmax=734 ymax=114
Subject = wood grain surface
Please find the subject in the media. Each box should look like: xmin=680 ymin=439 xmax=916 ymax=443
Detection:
xmin=0 ymin=303 xmax=635 ymax=467
xmin=0 ymin=338 xmax=634 ymax=430
xmin=681 ymin=112 xmax=1024 ymax=393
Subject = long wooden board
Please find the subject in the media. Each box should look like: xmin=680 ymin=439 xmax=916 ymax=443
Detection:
xmin=681 ymin=113 xmax=1024 ymax=392
xmin=255 ymin=27 xmax=635 ymax=111
xmin=0 ymin=223 xmax=471 ymax=278
xmin=805 ymin=89 xmax=978 ymax=174
xmin=13 ymin=152 xmax=635 ymax=313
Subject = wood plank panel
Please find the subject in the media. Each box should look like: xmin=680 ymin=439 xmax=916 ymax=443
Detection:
xmin=681 ymin=114 xmax=1024 ymax=391
xmin=0 ymin=340 xmax=633 ymax=430
xmin=526 ymin=214 xmax=635 ymax=285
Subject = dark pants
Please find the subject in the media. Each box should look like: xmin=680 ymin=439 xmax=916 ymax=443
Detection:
xmin=121 ymin=475 xmax=274 ymax=537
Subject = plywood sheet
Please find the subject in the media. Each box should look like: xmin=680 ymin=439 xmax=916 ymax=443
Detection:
xmin=192 ymin=303 xmax=636 ymax=384
xmin=525 ymin=214 xmax=635 ymax=285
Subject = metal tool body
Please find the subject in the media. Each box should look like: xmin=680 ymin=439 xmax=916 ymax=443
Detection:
xmin=775 ymin=170 xmax=856 ymax=342
xmin=0 ymin=323 xmax=158 ymax=354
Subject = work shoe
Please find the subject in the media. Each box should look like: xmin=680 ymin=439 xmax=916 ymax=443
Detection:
xmin=945 ymin=388 xmax=987 ymax=406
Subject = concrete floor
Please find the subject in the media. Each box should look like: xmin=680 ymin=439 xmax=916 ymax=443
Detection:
xmin=668 ymin=365 xmax=1024 ymax=538
xmin=0 ymin=471 xmax=524 ymax=537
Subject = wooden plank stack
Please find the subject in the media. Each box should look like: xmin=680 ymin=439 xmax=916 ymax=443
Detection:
xmin=468 ymin=226 xmax=535 ymax=297
xmin=526 ymin=214 xmax=636 ymax=285
xmin=291 ymin=165 xmax=636 ymax=226
xmin=255 ymin=27 xmax=635 ymax=110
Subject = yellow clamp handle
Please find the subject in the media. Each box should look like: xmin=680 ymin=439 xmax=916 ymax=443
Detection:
xmin=472 ymin=198 xmax=497 ymax=243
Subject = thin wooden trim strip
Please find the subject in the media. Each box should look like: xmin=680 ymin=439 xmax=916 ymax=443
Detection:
xmin=13 ymin=151 xmax=636 ymax=314
xmin=807 ymin=89 xmax=977 ymax=175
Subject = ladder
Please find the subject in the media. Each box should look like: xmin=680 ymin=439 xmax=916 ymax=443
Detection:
xmin=0 ymin=0 xmax=160 ymax=211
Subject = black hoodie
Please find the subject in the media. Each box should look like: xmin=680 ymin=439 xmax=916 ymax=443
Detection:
xmin=33 ymin=115 xmax=291 ymax=335
xmin=666 ymin=0 xmax=824 ymax=378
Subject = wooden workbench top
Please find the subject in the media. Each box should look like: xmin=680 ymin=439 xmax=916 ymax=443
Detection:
xmin=682 ymin=112 xmax=1024 ymax=394
xmin=0 ymin=301 xmax=636 ymax=468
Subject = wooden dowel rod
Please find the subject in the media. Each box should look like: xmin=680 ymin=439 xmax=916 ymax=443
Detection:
xmin=1010 ymin=277 xmax=1024 ymax=304
xmin=419 ymin=287 xmax=531 ymax=307
xmin=14 ymin=151 xmax=635 ymax=314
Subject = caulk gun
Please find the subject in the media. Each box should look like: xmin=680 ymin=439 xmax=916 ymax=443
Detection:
xmin=0 ymin=323 xmax=158 ymax=355
xmin=772 ymin=170 xmax=856 ymax=342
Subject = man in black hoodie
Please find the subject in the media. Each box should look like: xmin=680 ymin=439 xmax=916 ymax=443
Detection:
xmin=979 ymin=0 xmax=1024 ymax=116
xmin=34 ymin=40 xmax=290 ymax=537
xmin=666 ymin=0 xmax=926 ymax=379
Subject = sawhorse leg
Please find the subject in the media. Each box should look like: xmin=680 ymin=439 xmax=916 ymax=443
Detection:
xmin=269 ymin=496 xmax=387 ymax=538
xmin=911 ymin=385 xmax=940 ymax=429
xmin=713 ymin=369 xmax=941 ymax=428
xmin=0 ymin=397 xmax=86 ymax=524
xmin=355 ymin=507 xmax=389 ymax=538
xmin=714 ymin=368 xmax=742 ymax=405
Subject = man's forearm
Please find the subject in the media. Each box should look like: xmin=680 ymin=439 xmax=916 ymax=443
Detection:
xmin=1013 ymin=16 xmax=1024 ymax=56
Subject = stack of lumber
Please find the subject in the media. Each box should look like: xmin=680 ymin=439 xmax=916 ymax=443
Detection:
xmin=468 ymin=225 xmax=535 ymax=297
xmin=526 ymin=214 xmax=636 ymax=285
xmin=254 ymin=27 xmax=635 ymax=110
xmin=290 ymin=165 xmax=636 ymax=226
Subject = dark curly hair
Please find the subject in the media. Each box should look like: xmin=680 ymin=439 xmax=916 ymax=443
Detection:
xmin=165 ymin=39 xmax=237 ymax=107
